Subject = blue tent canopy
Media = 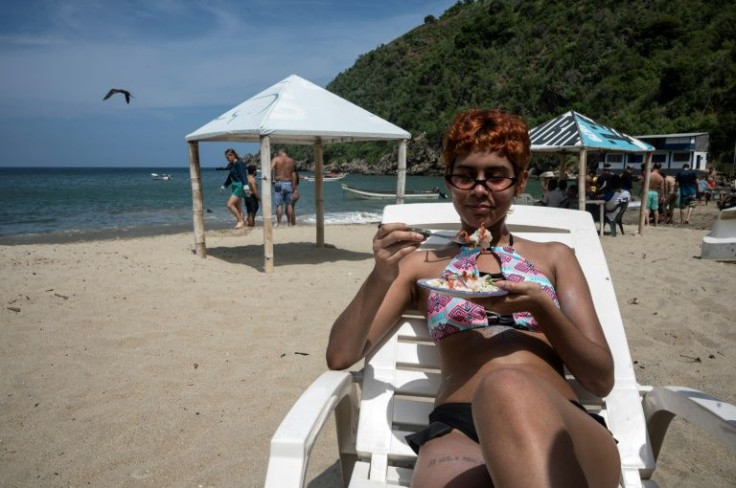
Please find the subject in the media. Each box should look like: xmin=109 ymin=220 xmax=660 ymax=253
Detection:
xmin=529 ymin=111 xmax=654 ymax=234
xmin=530 ymin=111 xmax=654 ymax=153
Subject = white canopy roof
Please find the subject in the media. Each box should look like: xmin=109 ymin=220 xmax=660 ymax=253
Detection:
xmin=186 ymin=74 xmax=411 ymax=145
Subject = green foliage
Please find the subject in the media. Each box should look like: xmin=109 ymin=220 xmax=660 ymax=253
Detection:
xmin=323 ymin=0 xmax=736 ymax=172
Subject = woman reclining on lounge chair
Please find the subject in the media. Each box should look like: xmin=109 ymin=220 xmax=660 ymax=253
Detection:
xmin=326 ymin=109 xmax=620 ymax=488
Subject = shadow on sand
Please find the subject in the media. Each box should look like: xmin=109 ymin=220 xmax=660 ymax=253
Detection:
xmin=206 ymin=241 xmax=373 ymax=271
xmin=306 ymin=460 xmax=344 ymax=488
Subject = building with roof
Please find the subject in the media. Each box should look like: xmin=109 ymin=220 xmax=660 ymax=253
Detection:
xmin=603 ymin=132 xmax=710 ymax=173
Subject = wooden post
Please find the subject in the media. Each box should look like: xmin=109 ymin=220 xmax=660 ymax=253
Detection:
xmin=188 ymin=141 xmax=206 ymax=258
xmin=558 ymin=153 xmax=568 ymax=181
xmin=313 ymin=139 xmax=325 ymax=247
xmin=396 ymin=140 xmax=407 ymax=204
xmin=578 ymin=150 xmax=587 ymax=210
xmin=637 ymin=152 xmax=653 ymax=235
xmin=260 ymin=136 xmax=274 ymax=273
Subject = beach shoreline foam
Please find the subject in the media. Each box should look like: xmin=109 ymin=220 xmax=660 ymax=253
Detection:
xmin=1 ymin=207 xmax=734 ymax=487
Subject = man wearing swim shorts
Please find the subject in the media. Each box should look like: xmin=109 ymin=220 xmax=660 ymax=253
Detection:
xmin=642 ymin=164 xmax=664 ymax=226
xmin=271 ymin=148 xmax=297 ymax=226
xmin=676 ymin=164 xmax=698 ymax=224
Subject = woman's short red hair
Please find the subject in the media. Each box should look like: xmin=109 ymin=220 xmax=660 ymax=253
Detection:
xmin=443 ymin=109 xmax=531 ymax=176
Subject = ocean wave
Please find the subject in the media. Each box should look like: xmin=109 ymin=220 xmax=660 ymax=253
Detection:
xmin=297 ymin=211 xmax=382 ymax=225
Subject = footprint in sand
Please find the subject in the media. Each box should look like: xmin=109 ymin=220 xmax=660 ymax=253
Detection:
xmin=130 ymin=468 xmax=153 ymax=479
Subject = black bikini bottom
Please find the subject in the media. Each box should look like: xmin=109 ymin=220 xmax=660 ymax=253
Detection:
xmin=405 ymin=401 xmax=612 ymax=454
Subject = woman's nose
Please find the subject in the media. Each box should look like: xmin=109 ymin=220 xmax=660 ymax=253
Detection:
xmin=471 ymin=181 xmax=491 ymax=197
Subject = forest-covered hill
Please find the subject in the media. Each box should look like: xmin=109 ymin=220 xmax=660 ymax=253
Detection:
xmin=299 ymin=0 xmax=736 ymax=175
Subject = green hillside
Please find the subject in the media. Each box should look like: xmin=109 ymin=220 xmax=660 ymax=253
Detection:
xmin=310 ymin=0 xmax=735 ymax=174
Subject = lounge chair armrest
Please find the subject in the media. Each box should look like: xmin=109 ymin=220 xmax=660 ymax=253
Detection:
xmin=642 ymin=386 xmax=736 ymax=461
xmin=265 ymin=370 xmax=357 ymax=488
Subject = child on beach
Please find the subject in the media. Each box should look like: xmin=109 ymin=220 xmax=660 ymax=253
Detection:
xmin=244 ymin=164 xmax=260 ymax=227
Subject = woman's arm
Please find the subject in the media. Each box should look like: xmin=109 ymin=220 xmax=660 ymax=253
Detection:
xmin=536 ymin=243 xmax=613 ymax=396
xmin=235 ymin=162 xmax=248 ymax=184
xmin=479 ymin=243 xmax=614 ymax=397
xmin=326 ymin=224 xmax=426 ymax=370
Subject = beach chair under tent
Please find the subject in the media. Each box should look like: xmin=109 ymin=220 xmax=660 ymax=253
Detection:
xmin=264 ymin=203 xmax=736 ymax=488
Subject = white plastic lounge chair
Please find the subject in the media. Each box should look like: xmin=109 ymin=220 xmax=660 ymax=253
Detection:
xmin=700 ymin=206 xmax=736 ymax=260
xmin=265 ymin=203 xmax=736 ymax=488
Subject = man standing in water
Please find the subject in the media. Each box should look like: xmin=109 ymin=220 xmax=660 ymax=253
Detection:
xmin=271 ymin=148 xmax=297 ymax=226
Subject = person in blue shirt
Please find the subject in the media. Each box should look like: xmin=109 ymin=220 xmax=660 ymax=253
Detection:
xmin=220 ymin=148 xmax=248 ymax=229
xmin=675 ymin=164 xmax=698 ymax=224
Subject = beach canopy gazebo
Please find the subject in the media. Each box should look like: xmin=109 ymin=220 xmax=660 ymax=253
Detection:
xmin=529 ymin=111 xmax=655 ymax=234
xmin=185 ymin=74 xmax=411 ymax=272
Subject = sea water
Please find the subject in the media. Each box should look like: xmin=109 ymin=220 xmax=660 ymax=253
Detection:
xmin=0 ymin=167 xmax=543 ymax=242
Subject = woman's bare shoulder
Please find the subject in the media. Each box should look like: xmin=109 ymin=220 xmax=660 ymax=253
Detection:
xmin=514 ymin=236 xmax=573 ymax=258
xmin=512 ymin=237 xmax=576 ymax=277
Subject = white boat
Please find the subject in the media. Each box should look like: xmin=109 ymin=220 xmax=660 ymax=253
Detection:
xmin=151 ymin=173 xmax=172 ymax=181
xmin=301 ymin=172 xmax=347 ymax=182
xmin=341 ymin=184 xmax=446 ymax=201
xmin=701 ymin=206 xmax=736 ymax=260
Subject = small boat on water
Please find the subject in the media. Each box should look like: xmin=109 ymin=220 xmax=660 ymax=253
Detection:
xmin=302 ymin=172 xmax=348 ymax=182
xmin=151 ymin=173 xmax=172 ymax=181
xmin=342 ymin=184 xmax=446 ymax=201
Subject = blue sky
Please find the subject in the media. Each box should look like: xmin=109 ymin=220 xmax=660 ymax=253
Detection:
xmin=0 ymin=0 xmax=456 ymax=167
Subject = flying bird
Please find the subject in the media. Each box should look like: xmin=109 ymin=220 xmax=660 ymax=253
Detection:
xmin=103 ymin=88 xmax=133 ymax=104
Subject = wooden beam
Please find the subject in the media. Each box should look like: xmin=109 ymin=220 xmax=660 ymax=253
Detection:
xmin=638 ymin=152 xmax=653 ymax=235
xmin=396 ymin=140 xmax=407 ymax=204
xmin=260 ymin=136 xmax=274 ymax=273
xmin=558 ymin=153 xmax=568 ymax=181
xmin=578 ymin=150 xmax=587 ymax=210
xmin=313 ymin=139 xmax=325 ymax=247
xmin=188 ymin=141 xmax=206 ymax=258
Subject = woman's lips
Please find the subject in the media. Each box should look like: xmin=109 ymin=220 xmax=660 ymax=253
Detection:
xmin=467 ymin=202 xmax=492 ymax=212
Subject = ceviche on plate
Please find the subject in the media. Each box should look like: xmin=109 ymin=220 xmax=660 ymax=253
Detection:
xmin=418 ymin=269 xmax=507 ymax=298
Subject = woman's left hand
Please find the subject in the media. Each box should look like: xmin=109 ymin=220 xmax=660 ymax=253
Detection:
xmin=472 ymin=279 xmax=550 ymax=317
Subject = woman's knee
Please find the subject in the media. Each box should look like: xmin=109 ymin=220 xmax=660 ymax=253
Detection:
xmin=473 ymin=368 xmax=540 ymax=415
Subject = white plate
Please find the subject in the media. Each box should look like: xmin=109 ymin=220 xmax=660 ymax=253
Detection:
xmin=417 ymin=278 xmax=508 ymax=298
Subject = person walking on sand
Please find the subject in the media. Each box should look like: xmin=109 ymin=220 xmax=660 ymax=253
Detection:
xmin=289 ymin=168 xmax=300 ymax=225
xmin=271 ymin=148 xmax=297 ymax=226
xmin=642 ymin=163 xmax=664 ymax=226
xmin=676 ymin=163 xmax=698 ymax=224
xmin=244 ymin=164 xmax=260 ymax=227
xmin=662 ymin=172 xmax=678 ymax=224
xmin=220 ymin=148 xmax=248 ymax=229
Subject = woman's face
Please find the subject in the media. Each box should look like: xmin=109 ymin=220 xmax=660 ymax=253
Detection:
xmin=446 ymin=151 xmax=528 ymax=231
xmin=225 ymin=152 xmax=237 ymax=163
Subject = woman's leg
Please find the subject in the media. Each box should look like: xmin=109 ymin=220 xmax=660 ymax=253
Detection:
xmin=473 ymin=368 xmax=620 ymax=488
xmin=410 ymin=430 xmax=491 ymax=488
xmin=226 ymin=195 xmax=245 ymax=227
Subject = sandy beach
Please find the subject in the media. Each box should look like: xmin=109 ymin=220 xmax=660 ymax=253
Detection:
xmin=1 ymin=204 xmax=734 ymax=487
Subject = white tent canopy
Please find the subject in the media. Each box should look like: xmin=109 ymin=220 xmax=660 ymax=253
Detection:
xmin=185 ymin=74 xmax=411 ymax=272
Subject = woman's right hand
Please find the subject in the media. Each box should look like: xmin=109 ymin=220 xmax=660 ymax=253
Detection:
xmin=372 ymin=223 xmax=427 ymax=279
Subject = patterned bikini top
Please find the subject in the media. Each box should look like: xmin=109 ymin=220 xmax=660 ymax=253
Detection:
xmin=426 ymin=237 xmax=560 ymax=342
